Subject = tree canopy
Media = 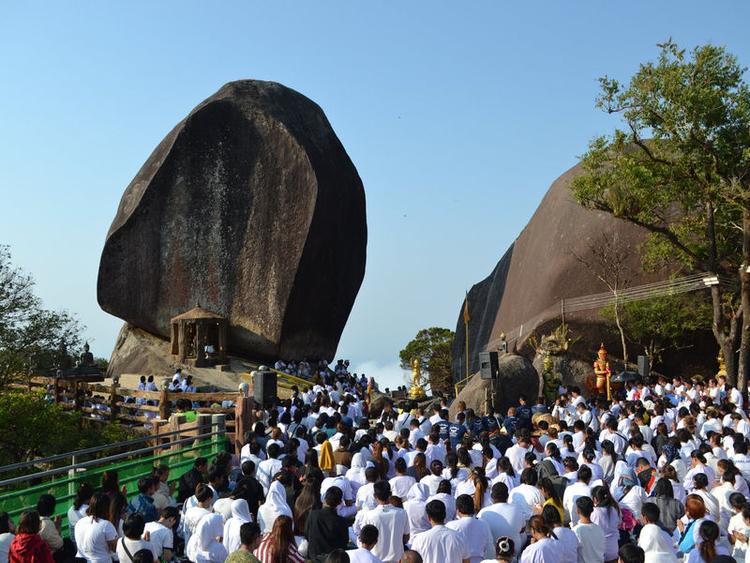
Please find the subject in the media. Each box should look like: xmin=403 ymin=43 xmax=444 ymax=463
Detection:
xmin=0 ymin=246 xmax=83 ymax=386
xmin=399 ymin=327 xmax=454 ymax=395
xmin=571 ymin=39 xmax=750 ymax=385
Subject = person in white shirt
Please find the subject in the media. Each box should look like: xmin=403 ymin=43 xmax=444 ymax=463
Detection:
xmin=420 ymin=461 xmax=445 ymax=496
xmin=477 ymin=482 xmax=525 ymax=557
xmin=404 ymin=483 xmax=431 ymax=539
xmin=505 ymin=434 xmax=532 ymax=476
xmin=683 ymin=451 xmax=716 ymax=492
xmin=410 ymin=499 xmax=469 ymax=563
xmin=519 ymin=515 xmax=558 ymax=562
xmin=637 ymin=503 xmax=678 ymax=563
xmin=389 ymin=458 xmax=417 ymax=499
xmin=572 ymin=497 xmax=605 ymax=563
xmin=353 ymin=481 xmax=409 ymax=563
xmin=563 ymin=465 xmax=593 ymax=526
xmin=347 ymin=524 xmax=384 ymax=563
xmin=541 ymin=505 xmax=577 ymax=563
xmin=408 ymin=420 xmax=426 ymax=449
xmin=445 ymin=494 xmax=494 ymax=563
xmin=74 ymin=492 xmax=118 ymax=563
xmin=256 ymin=444 xmax=283 ymax=495
xmin=509 ymin=468 xmax=545 ymax=524
xmin=116 ymin=514 xmax=155 ymax=563
xmin=143 ymin=507 xmax=177 ymax=562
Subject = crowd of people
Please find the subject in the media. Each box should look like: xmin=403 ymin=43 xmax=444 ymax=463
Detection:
xmin=7 ymin=363 xmax=750 ymax=562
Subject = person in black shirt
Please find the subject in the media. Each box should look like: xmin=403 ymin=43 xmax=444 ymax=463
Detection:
xmin=305 ymin=486 xmax=348 ymax=560
xmin=434 ymin=409 xmax=451 ymax=442
xmin=516 ymin=395 xmax=532 ymax=430
xmin=233 ymin=460 xmax=265 ymax=518
xmin=176 ymin=457 xmax=207 ymax=503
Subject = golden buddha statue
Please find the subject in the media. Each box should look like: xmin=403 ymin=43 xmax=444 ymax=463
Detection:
xmin=593 ymin=343 xmax=611 ymax=398
xmin=409 ymin=358 xmax=426 ymax=399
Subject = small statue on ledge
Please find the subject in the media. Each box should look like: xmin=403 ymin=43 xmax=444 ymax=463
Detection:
xmin=593 ymin=343 xmax=611 ymax=398
xmin=80 ymin=342 xmax=95 ymax=367
xmin=409 ymin=358 xmax=426 ymax=400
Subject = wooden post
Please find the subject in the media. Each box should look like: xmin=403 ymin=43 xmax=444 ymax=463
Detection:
xmin=109 ymin=379 xmax=119 ymax=422
xmin=234 ymin=396 xmax=256 ymax=455
xmin=159 ymin=388 xmax=170 ymax=420
xmin=73 ymin=380 xmax=82 ymax=411
xmin=54 ymin=377 xmax=61 ymax=404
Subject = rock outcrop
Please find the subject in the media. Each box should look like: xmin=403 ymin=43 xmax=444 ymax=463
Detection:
xmin=450 ymin=354 xmax=539 ymax=417
xmin=98 ymin=80 xmax=367 ymax=363
xmin=452 ymin=162 xmax=666 ymax=380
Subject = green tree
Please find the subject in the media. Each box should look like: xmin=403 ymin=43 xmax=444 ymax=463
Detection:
xmin=399 ymin=327 xmax=455 ymax=395
xmin=571 ymin=40 xmax=750 ymax=385
xmin=602 ymin=293 xmax=712 ymax=369
xmin=0 ymin=246 xmax=82 ymax=386
xmin=0 ymin=391 xmax=134 ymax=466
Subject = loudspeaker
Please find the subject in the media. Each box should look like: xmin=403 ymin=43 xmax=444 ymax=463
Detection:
xmin=479 ymin=351 xmax=499 ymax=380
xmin=253 ymin=370 xmax=277 ymax=408
xmin=637 ymin=355 xmax=650 ymax=379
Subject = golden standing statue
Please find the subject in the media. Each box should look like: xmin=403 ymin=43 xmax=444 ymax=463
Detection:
xmin=409 ymin=358 xmax=426 ymax=399
xmin=594 ymin=343 xmax=611 ymax=399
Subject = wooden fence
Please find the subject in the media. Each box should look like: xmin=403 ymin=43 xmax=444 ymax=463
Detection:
xmin=8 ymin=376 xmax=249 ymax=447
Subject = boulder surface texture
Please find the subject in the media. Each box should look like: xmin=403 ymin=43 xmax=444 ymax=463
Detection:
xmin=450 ymin=354 xmax=539 ymax=418
xmin=452 ymin=162 xmax=662 ymax=380
xmin=98 ymin=80 xmax=367 ymax=362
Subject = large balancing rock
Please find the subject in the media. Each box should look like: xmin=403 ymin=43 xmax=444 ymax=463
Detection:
xmin=98 ymin=80 xmax=367 ymax=361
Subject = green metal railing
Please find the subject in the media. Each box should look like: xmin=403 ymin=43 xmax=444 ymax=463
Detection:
xmin=0 ymin=415 xmax=228 ymax=538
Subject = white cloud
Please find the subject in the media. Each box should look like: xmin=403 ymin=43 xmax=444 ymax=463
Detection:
xmin=350 ymin=360 xmax=411 ymax=392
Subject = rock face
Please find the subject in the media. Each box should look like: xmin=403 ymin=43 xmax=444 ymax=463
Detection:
xmin=450 ymin=354 xmax=539 ymax=418
xmin=452 ymin=162 xmax=665 ymax=380
xmin=531 ymin=352 xmax=592 ymax=393
xmin=98 ymin=80 xmax=367 ymax=362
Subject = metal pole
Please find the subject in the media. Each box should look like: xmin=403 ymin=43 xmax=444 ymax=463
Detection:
xmin=68 ymin=455 xmax=77 ymax=499
xmin=465 ymin=323 xmax=470 ymax=379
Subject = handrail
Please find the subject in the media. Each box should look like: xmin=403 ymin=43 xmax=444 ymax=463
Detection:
xmin=0 ymin=425 xmax=211 ymax=474
xmin=0 ymin=428 xmax=224 ymax=488
xmin=271 ymin=369 xmax=313 ymax=388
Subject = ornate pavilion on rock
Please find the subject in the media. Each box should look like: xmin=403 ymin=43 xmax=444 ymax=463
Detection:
xmin=170 ymin=305 xmax=228 ymax=367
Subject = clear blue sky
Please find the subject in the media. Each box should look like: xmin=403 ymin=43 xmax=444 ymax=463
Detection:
xmin=1 ymin=1 xmax=749 ymax=390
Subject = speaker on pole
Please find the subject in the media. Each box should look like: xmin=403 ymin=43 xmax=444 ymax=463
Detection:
xmin=637 ymin=355 xmax=650 ymax=379
xmin=479 ymin=351 xmax=499 ymax=380
xmin=253 ymin=369 xmax=277 ymax=408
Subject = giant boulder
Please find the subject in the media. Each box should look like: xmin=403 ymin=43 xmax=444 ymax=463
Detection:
xmin=452 ymin=162 xmax=673 ymax=380
xmin=98 ymin=80 xmax=367 ymax=362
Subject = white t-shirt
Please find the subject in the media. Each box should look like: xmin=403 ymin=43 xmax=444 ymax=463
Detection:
xmin=728 ymin=511 xmax=750 ymax=561
xmin=116 ymin=538 xmax=154 ymax=563
xmin=346 ymin=547 xmax=383 ymax=563
xmin=143 ymin=521 xmax=173 ymax=558
xmin=74 ymin=516 xmax=118 ymax=563
xmin=573 ymin=522 xmax=605 ymax=563
xmin=410 ymin=524 xmax=468 ymax=563
xmin=685 ymin=544 xmax=729 ymax=563
xmin=0 ymin=533 xmax=14 ymax=563
xmin=445 ymin=516 xmax=494 ymax=563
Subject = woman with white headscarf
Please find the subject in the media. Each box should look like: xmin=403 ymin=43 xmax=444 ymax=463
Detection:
xmin=186 ymin=513 xmax=227 ymax=563
xmin=345 ymin=452 xmax=367 ymax=495
xmin=257 ymin=481 xmax=292 ymax=534
xmin=222 ymin=499 xmax=252 ymax=554
xmin=403 ymin=482 xmax=431 ymax=537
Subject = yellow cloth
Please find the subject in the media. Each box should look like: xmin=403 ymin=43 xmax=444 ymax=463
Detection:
xmin=319 ymin=440 xmax=334 ymax=472
xmin=544 ymin=498 xmax=564 ymax=522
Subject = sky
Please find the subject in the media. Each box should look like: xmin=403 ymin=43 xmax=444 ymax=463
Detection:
xmin=1 ymin=1 xmax=749 ymax=391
